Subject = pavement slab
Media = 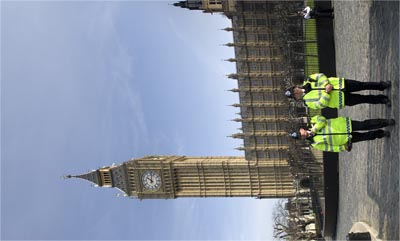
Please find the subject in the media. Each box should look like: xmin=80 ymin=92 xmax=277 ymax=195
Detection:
xmin=333 ymin=1 xmax=399 ymax=240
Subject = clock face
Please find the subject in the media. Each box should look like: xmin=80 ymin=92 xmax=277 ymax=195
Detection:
xmin=141 ymin=171 xmax=162 ymax=191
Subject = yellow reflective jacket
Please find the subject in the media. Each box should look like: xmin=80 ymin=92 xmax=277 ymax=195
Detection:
xmin=309 ymin=115 xmax=352 ymax=152
xmin=303 ymin=73 xmax=345 ymax=109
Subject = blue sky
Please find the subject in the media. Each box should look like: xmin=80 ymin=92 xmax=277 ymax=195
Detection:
xmin=1 ymin=1 xmax=278 ymax=240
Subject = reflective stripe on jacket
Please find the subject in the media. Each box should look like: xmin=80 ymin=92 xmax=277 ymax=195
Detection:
xmin=303 ymin=73 xmax=346 ymax=109
xmin=309 ymin=115 xmax=352 ymax=152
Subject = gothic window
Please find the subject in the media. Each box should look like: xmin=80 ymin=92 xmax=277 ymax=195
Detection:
xmin=276 ymin=108 xmax=288 ymax=117
xmin=257 ymin=34 xmax=269 ymax=41
xmin=246 ymin=33 xmax=256 ymax=41
xmin=255 ymin=123 xmax=265 ymax=131
xmin=262 ymin=93 xmax=274 ymax=102
xmin=244 ymin=18 xmax=255 ymax=26
xmin=260 ymin=49 xmax=269 ymax=57
xmin=267 ymin=123 xmax=276 ymax=131
xmin=243 ymin=2 xmax=254 ymax=11
xmin=250 ymin=63 xmax=259 ymax=71
xmin=268 ymin=151 xmax=280 ymax=159
xmin=253 ymin=107 xmax=264 ymax=116
xmin=248 ymin=49 xmax=259 ymax=57
xmin=279 ymin=138 xmax=289 ymax=145
xmin=262 ymin=79 xmax=273 ymax=86
xmin=266 ymin=136 xmax=279 ymax=145
xmin=255 ymin=93 xmax=264 ymax=102
xmin=264 ymin=108 xmax=277 ymax=116
xmin=250 ymin=79 xmax=262 ymax=87
xmin=256 ymin=137 xmax=266 ymax=145
xmin=256 ymin=19 xmax=267 ymax=26
xmin=256 ymin=152 xmax=266 ymax=158
xmin=259 ymin=63 xmax=272 ymax=72
xmin=266 ymin=123 xmax=277 ymax=131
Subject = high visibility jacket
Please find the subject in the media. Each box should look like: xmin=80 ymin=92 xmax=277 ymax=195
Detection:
xmin=303 ymin=73 xmax=346 ymax=109
xmin=309 ymin=115 xmax=352 ymax=152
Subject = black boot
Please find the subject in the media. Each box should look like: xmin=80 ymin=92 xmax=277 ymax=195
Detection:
xmin=380 ymin=81 xmax=391 ymax=89
xmin=382 ymin=97 xmax=392 ymax=107
xmin=375 ymin=130 xmax=389 ymax=138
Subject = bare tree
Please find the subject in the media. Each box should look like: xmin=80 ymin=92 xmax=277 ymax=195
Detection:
xmin=272 ymin=199 xmax=297 ymax=240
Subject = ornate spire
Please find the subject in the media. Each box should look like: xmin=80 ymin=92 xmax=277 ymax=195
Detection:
xmin=227 ymin=73 xmax=238 ymax=79
xmin=222 ymin=27 xmax=234 ymax=31
xmin=173 ymin=1 xmax=203 ymax=10
xmin=65 ymin=170 xmax=101 ymax=186
xmin=230 ymin=133 xmax=245 ymax=139
xmin=173 ymin=1 xmax=186 ymax=7
xmin=231 ymin=118 xmax=242 ymax=122
xmin=225 ymin=58 xmax=236 ymax=62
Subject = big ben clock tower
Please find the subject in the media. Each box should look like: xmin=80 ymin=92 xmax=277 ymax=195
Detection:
xmin=67 ymin=155 xmax=295 ymax=199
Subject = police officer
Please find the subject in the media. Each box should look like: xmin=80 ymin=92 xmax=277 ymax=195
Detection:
xmin=288 ymin=115 xmax=395 ymax=152
xmin=285 ymin=73 xmax=391 ymax=110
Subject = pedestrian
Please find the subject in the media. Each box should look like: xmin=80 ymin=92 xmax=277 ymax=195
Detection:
xmin=285 ymin=73 xmax=391 ymax=110
xmin=297 ymin=6 xmax=334 ymax=20
xmin=288 ymin=115 xmax=395 ymax=152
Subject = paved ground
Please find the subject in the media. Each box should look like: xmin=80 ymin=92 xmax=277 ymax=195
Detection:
xmin=333 ymin=1 xmax=399 ymax=240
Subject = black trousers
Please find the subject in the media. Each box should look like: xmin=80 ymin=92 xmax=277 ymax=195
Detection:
xmin=344 ymin=79 xmax=389 ymax=106
xmin=310 ymin=8 xmax=334 ymax=19
xmin=314 ymin=7 xmax=334 ymax=13
xmin=351 ymin=119 xmax=391 ymax=143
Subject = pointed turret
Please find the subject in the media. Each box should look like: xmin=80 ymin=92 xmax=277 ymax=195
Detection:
xmin=227 ymin=73 xmax=238 ymax=79
xmin=225 ymin=58 xmax=236 ymax=62
xmin=173 ymin=0 xmax=223 ymax=13
xmin=66 ymin=163 xmax=130 ymax=195
xmin=65 ymin=170 xmax=101 ymax=187
xmin=230 ymin=133 xmax=245 ymax=139
xmin=173 ymin=0 xmax=202 ymax=10
xmin=222 ymin=27 xmax=234 ymax=32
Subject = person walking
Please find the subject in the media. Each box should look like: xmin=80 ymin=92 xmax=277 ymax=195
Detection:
xmin=297 ymin=6 xmax=334 ymax=20
xmin=285 ymin=73 xmax=392 ymax=110
xmin=288 ymin=115 xmax=395 ymax=152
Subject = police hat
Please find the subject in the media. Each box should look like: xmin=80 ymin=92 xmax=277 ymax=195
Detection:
xmin=288 ymin=131 xmax=300 ymax=139
xmin=285 ymin=86 xmax=295 ymax=98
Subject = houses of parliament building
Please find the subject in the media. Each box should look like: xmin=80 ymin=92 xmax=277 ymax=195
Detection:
xmin=68 ymin=0 xmax=323 ymax=200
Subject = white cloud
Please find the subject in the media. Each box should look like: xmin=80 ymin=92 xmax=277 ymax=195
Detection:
xmin=84 ymin=4 xmax=150 ymax=155
xmin=167 ymin=15 xmax=234 ymax=77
